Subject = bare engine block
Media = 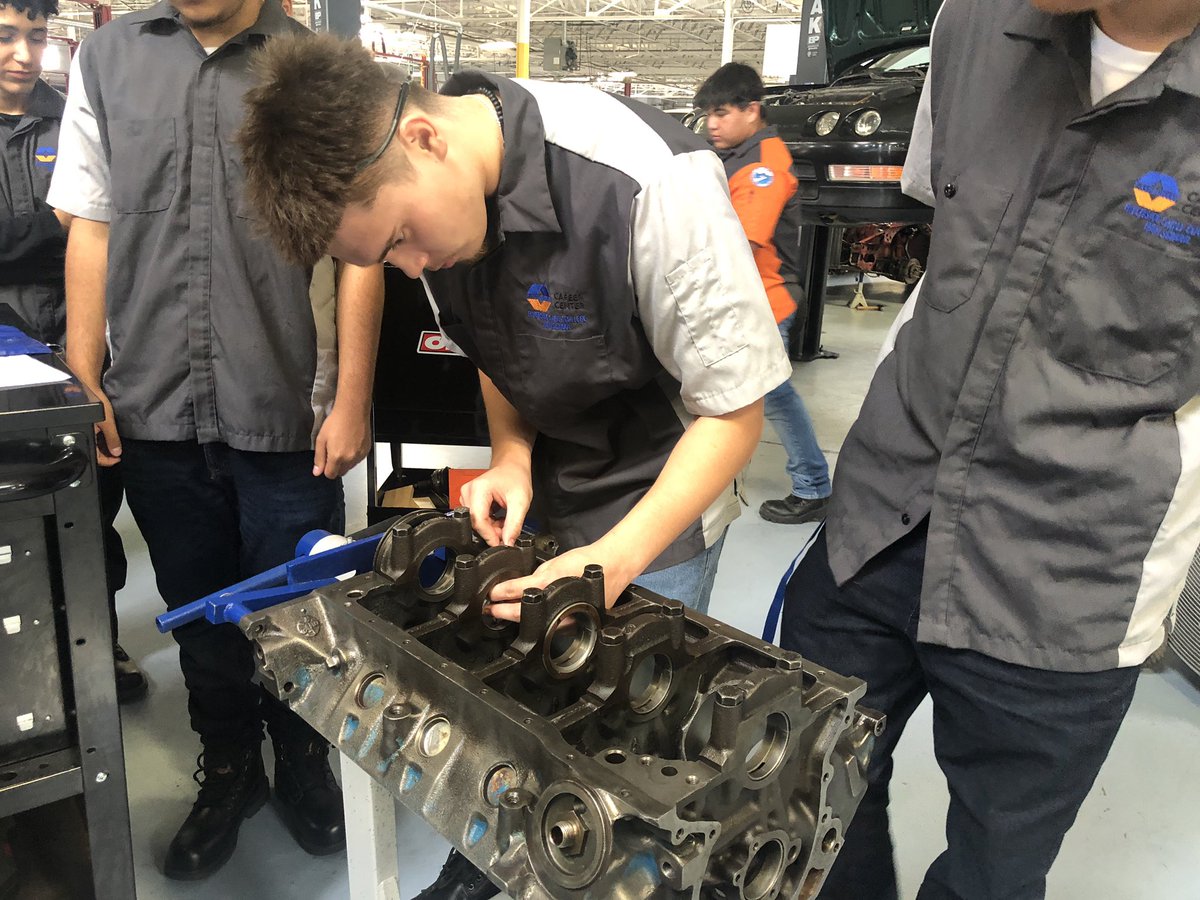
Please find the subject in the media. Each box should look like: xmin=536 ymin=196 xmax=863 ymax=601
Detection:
xmin=243 ymin=510 xmax=882 ymax=899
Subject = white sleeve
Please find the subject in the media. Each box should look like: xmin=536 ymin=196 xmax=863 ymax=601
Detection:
xmin=630 ymin=150 xmax=791 ymax=418
xmin=46 ymin=50 xmax=112 ymax=222
xmin=900 ymin=1 xmax=948 ymax=208
xmin=900 ymin=84 xmax=935 ymax=207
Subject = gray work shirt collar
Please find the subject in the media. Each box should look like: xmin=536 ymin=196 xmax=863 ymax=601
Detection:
xmin=124 ymin=0 xmax=293 ymax=48
xmin=14 ymin=80 xmax=65 ymax=128
xmin=441 ymin=71 xmax=562 ymax=235
xmin=1002 ymin=6 xmax=1200 ymax=104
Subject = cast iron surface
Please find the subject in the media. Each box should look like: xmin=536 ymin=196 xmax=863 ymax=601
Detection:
xmin=245 ymin=510 xmax=882 ymax=899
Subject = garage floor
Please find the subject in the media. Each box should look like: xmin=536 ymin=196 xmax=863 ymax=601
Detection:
xmin=109 ymin=280 xmax=1200 ymax=899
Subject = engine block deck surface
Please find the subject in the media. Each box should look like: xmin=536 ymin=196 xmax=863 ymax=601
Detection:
xmin=243 ymin=511 xmax=881 ymax=899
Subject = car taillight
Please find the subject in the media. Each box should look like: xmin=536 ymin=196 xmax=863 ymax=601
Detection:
xmin=827 ymin=165 xmax=904 ymax=183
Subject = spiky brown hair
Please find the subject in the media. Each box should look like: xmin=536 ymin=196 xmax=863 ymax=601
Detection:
xmin=237 ymin=32 xmax=439 ymax=267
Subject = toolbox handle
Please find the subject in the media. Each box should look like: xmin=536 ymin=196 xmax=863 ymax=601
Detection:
xmin=0 ymin=440 xmax=90 ymax=503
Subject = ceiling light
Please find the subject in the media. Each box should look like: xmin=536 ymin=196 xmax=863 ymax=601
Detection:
xmin=609 ymin=71 xmax=637 ymax=80
xmin=479 ymin=40 xmax=516 ymax=51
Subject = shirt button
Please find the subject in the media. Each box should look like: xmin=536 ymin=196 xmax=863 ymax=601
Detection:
xmin=901 ymin=513 xmax=912 ymax=526
xmin=943 ymin=183 xmax=957 ymax=199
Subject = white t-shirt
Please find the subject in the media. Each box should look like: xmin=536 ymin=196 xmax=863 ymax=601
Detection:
xmin=1090 ymin=20 xmax=1162 ymax=102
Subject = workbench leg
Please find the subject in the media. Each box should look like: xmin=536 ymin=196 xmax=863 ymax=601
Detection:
xmin=341 ymin=750 xmax=402 ymax=900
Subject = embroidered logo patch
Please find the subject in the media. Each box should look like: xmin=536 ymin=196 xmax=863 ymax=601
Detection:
xmin=751 ymin=166 xmax=774 ymax=188
xmin=34 ymin=146 xmax=56 ymax=170
xmin=525 ymin=282 xmax=589 ymax=332
xmin=1124 ymin=171 xmax=1199 ymax=247
xmin=1133 ymin=172 xmax=1179 ymax=213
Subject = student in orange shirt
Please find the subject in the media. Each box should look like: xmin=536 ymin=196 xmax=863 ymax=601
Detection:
xmin=696 ymin=63 xmax=831 ymax=524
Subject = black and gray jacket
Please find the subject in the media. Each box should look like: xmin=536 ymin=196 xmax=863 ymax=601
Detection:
xmin=1 ymin=79 xmax=66 ymax=344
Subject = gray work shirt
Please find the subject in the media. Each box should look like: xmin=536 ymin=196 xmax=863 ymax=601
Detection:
xmin=48 ymin=0 xmax=333 ymax=451
xmin=829 ymin=0 xmax=1200 ymax=672
xmin=424 ymin=73 xmax=790 ymax=570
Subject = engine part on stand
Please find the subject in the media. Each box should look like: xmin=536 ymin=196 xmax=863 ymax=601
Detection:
xmin=243 ymin=510 xmax=883 ymax=899
xmin=844 ymin=223 xmax=932 ymax=284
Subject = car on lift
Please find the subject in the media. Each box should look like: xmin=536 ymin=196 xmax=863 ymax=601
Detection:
xmin=764 ymin=43 xmax=933 ymax=226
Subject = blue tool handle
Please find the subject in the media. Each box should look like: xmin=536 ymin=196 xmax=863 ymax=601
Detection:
xmin=155 ymin=558 xmax=294 ymax=633
xmin=155 ymin=529 xmax=388 ymax=633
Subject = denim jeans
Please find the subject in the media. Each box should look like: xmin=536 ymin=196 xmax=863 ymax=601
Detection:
xmin=763 ymin=314 xmax=830 ymax=500
xmin=780 ymin=522 xmax=1139 ymax=900
xmin=120 ymin=440 xmax=344 ymax=750
xmin=632 ymin=531 xmax=726 ymax=617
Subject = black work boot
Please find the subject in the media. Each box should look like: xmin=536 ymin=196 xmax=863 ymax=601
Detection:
xmin=113 ymin=644 xmax=149 ymax=704
xmin=758 ymin=494 xmax=829 ymax=525
xmin=413 ymin=849 xmax=500 ymax=900
xmin=163 ymin=746 xmax=268 ymax=880
xmin=272 ymin=737 xmax=345 ymax=855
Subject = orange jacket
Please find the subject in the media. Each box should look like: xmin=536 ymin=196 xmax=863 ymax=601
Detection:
xmin=719 ymin=127 xmax=799 ymax=323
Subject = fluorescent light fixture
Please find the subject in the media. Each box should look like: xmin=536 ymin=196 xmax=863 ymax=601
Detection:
xmin=609 ymin=71 xmax=637 ymax=80
xmin=479 ymin=40 xmax=516 ymax=51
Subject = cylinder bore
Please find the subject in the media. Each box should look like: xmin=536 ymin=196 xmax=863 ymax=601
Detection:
xmin=483 ymin=763 xmax=519 ymax=807
xmin=544 ymin=604 xmax=600 ymax=677
xmin=355 ymin=672 xmax=388 ymax=710
xmin=745 ymin=713 xmax=790 ymax=782
xmin=628 ymin=653 xmax=673 ymax=715
xmin=743 ymin=839 xmax=785 ymax=900
xmin=419 ymin=716 xmax=452 ymax=757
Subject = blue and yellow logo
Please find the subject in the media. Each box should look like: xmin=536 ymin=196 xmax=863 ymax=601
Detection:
xmin=1133 ymin=171 xmax=1180 ymax=213
xmin=34 ymin=145 xmax=57 ymax=170
xmin=526 ymin=282 xmax=552 ymax=313
xmin=524 ymin=282 xmax=589 ymax=332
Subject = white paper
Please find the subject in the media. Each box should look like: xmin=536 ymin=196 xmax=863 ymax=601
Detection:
xmin=0 ymin=354 xmax=71 ymax=390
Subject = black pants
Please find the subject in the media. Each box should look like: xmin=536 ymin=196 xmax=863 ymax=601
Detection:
xmin=98 ymin=463 xmax=126 ymax=642
xmin=780 ymin=523 xmax=1139 ymax=900
xmin=120 ymin=440 xmax=344 ymax=751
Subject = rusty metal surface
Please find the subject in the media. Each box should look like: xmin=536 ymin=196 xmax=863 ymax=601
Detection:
xmin=244 ymin=510 xmax=881 ymax=899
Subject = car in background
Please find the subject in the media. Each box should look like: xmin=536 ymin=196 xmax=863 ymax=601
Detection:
xmin=764 ymin=43 xmax=933 ymax=225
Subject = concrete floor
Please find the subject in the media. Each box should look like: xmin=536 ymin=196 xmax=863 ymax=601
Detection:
xmin=109 ymin=278 xmax=1200 ymax=899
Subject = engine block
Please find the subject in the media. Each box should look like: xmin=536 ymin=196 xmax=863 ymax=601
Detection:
xmin=242 ymin=510 xmax=882 ymax=899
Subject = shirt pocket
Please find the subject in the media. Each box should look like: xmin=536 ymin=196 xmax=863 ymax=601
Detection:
xmin=108 ymin=118 xmax=177 ymax=214
xmin=510 ymin=332 xmax=616 ymax=430
xmin=1044 ymin=225 xmax=1199 ymax=387
xmin=665 ymin=248 xmax=745 ymax=366
xmin=921 ymin=181 xmax=1013 ymax=313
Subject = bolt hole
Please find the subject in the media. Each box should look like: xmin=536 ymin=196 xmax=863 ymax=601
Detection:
xmin=347 ymin=589 xmax=365 ymax=599
xmin=283 ymin=682 xmax=295 ymax=693
xmin=661 ymin=861 xmax=673 ymax=876
xmin=75 ymin=638 xmax=86 ymax=646
xmin=86 ymin=747 xmax=95 ymax=754
xmin=662 ymin=765 xmax=678 ymax=777
xmin=63 ymin=522 xmax=74 ymax=529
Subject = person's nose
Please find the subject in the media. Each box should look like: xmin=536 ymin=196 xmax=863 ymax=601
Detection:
xmin=390 ymin=247 xmax=429 ymax=279
xmin=13 ymin=38 xmax=34 ymax=66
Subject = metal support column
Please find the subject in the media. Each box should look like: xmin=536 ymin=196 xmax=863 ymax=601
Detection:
xmin=721 ymin=0 xmax=734 ymax=64
xmin=342 ymin=751 xmax=402 ymax=900
xmin=517 ymin=0 xmax=531 ymax=77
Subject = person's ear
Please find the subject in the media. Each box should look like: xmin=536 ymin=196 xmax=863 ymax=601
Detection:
xmin=398 ymin=115 xmax=448 ymax=163
xmin=749 ymin=100 xmax=762 ymax=122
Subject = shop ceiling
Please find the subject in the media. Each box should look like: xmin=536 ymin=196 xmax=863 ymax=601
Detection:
xmin=52 ymin=0 xmax=826 ymax=97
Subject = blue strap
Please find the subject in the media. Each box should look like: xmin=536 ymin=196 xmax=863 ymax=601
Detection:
xmin=761 ymin=523 xmax=824 ymax=643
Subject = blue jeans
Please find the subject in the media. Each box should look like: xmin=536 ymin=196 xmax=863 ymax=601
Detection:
xmin=763 ymin=314 xmax=830 ymax=500
xmin=780 ymin=522 xmax=1139 ymax=900
xmin=633 ymin=531 xmax=727 ymax=617
xmin=120 ymin=440 xmax=344 ymax=750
